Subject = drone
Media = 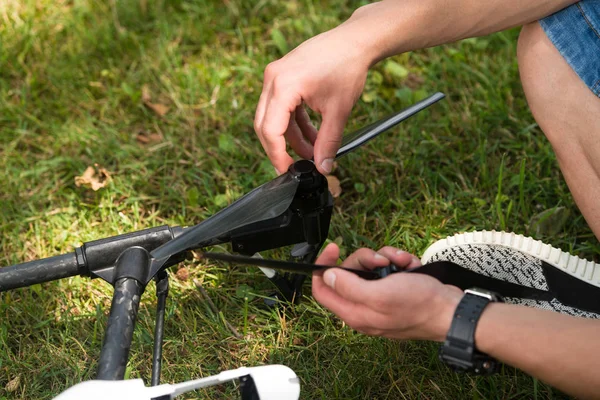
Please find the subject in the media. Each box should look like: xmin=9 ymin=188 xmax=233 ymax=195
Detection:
xmin=1 ymin=93 xmax=449 ymax=398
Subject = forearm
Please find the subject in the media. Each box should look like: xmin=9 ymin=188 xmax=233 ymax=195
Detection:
xmin=475 ymin=303 xmax=600 ymax=399
xmin=341 ymin=0 xmax=578 ymax=65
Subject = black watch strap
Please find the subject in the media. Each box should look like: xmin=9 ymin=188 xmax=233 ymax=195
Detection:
xmin=439 ymin=290 xmax=501 ymax=374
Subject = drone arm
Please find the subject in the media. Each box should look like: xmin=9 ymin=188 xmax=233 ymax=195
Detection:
xmin=0 ymin=225 xmax=186 ymax=292
xmin=0 ymin=252 xmax=81 ymax=292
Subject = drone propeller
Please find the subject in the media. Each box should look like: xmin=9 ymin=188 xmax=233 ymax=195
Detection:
xmin=336 ymin=92 xmax=445 ymax=158
xmin=149 ymin=172 xmax=300 ymax=273
xmin=201 ymin=252 xmax=382 ymax=280
xmin=149 ymin=92 xmax=445 ymax=274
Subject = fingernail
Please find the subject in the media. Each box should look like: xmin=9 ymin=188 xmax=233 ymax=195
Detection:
xmin=320 ymin=158 xmax=333 ymax=174
xmin=324 ymin=270 xmax=336 ymax=289
xmin=396 ymin=250 xmax=408 ymax=256
xmin=274 ymin=167 xmax=281 ymax=175
xmin=374 ymin=253 xmax=387 ymax=261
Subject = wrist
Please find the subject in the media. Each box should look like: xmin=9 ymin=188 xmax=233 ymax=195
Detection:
xmin=428 ymin=285 xmax=463 ymax=342
xmin=473 ymin=302 xmax=506 ymax=355
xmin=344 ymin=0 xmax=435 ymax=67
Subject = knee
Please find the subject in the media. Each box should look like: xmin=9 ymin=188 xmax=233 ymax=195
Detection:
xmin=517 ymin=22 xmax=594 ymax=149
xmin=517 ymin=22 xmax=564 ymax=144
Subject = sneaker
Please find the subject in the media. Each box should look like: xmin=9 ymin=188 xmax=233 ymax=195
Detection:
xmin=421 ymin=230 xmax=600 ymax=319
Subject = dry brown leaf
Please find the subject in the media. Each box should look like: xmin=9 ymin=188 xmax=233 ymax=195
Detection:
xmin=405 ymin=73 xmax=425 ymax=89
xmin=141 ymin=84 xmax=170 ymax=117
xmin=292 ymin=337 xmax=304 ymax=346
xmin=136 ymin=132 xmax=163 ymax=145
xmin=326 ymin=175 xmax=342 ymax=198
xmin=75 ymin=164 xmax=112 ymax=191
xmin=176 ymin=267 xmax=189 ymax=281
xmin=5 ymin=375 xmax=20 ymax=392
xmin=145 ymin=102 xmax=170 ymax=117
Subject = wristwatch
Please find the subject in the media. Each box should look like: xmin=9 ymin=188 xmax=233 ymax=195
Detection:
xmin=438 ymin=288 xmax=504 ymax=375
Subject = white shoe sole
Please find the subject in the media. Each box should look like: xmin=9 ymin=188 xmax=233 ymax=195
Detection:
xmin=421 ymin=230 xmax=600 ymax=288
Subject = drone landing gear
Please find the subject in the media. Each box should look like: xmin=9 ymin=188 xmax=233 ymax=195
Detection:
xmin=151 ymin=271 xmax=169 ymax=386
xmin=263 ymin=241 xmax=323 ymax=306
xmin=97 ymin=247 xmax=150 ymax=380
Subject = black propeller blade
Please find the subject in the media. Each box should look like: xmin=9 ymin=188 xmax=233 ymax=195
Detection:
xmin=201 ymin=252 xmax=558 ymax=302
xmin=150 ymin=172 xmax=300 ymax=268
xmin=336 ymin=92 xmax=445 ymax=158
xmin=201 ymin=252 xmax=381 ymax=280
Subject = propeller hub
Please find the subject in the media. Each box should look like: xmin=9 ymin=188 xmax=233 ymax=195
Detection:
xmin=289 ymin=159 xmax=315 ymax=176
xmin=288 ymin=160 xmax=324 ymax=193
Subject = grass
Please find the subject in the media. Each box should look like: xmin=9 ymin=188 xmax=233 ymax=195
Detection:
xmin=0 ymin=0 xmax=596 ymax=398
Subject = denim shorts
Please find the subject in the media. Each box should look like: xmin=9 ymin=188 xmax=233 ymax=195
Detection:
xmin=540 ymin=1 xmax=600 ymax=97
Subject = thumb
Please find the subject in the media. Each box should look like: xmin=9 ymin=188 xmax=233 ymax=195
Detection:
xmin=322 ymin=267 xmax=374 ymax=305
xmin=315 ymin=243 xmax=340 ymax=265
xmin=313 ymin=107 xmax=350 ymax=174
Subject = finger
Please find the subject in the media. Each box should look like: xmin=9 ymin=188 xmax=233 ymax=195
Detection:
xmin=313 ymin=244 xmax=359 ymax=312
xmin=312 ymin=267 xmax=377 ymax=328
xmin=261 ymin=89 xmax=300 ymax=173
xmin=254 ymin=63 xmax=277 ymax=140
xmin=254 ymin=82 xmax=271 ymax=141
xmin=315 ymin=242 xmax=340 ymax=266
xmin=284 ymin=109 xmax=314 ymax=160
xmin=312 ymin=278 xmax=377 ymax=328
xmin=313 ymin=243 xmax=340 ymax=290
xmin=313 ymin=106 xmax=350 ymax=174
xmin=340 ymin=248 xmax=391 ymax=271
xmin=376 ymin=246 xmax=422 ymax=269
xmin=319 ymin=267 xmax=378 ymax=305
xmin=295 ymin=105 xmax=318 ymax=145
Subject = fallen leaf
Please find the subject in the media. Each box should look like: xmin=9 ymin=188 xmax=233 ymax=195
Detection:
xmin=405 ymin=73 xmax=425 ymax=89
xmin=141 ymin=84 xmax=170 ymax=117
xmin=292 ymin=337 xmax=304 ymax=346
xmin=136 ymin=131 xmax=163 ymax=145
xmin=326 ymin=175 xmax=342 ymax=198
xmin=145 ymin=102 xmax=170 ymax=117
xmin=5 ymin=375 xmax=20 ymax=392
xmin=176 ymin=267 xmax=189 ymax=281
xmin=75 ymin=164 xmax=112 ymax=191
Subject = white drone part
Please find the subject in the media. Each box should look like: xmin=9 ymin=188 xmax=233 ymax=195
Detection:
xmin=53 ymin=364 xmax=300 ymax=400
xmin=253 ymin=252 xmax=276 ymax=279
xmin=52 ymin=379 xmax=164 ymax=400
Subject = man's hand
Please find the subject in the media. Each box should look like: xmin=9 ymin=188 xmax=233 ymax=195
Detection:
xmin=312 ymin=243 xmax=462 ymax=341
xmin=254 ymin=14 xmax=378 ymax=175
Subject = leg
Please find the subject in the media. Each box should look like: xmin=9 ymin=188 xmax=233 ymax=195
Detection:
xmin=518 ymin=21 xmax=600 ymax=241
